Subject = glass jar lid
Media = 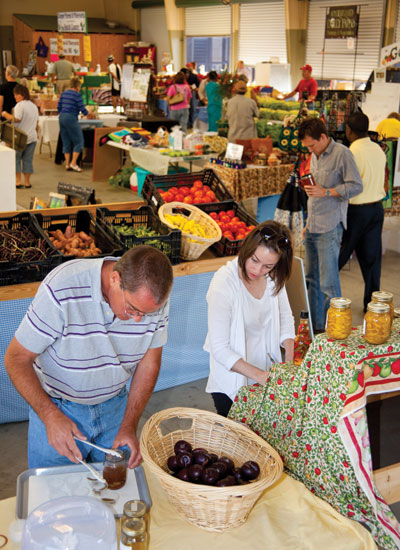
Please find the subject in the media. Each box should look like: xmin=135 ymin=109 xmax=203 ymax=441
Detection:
xmin=330 ymin=297 xmax=352 ymax=309
xmin=123 ymin=499 xmax=146 ymax=518
xmin=105 ymin=449 xmax=125 ymax=462
xmin=394 ymin=307 xmax=400 ymax=318
xmin=371 ymin=291 xmax=393 ymax=303
xmin=367 ymin=302 xmax=390 ymax=314
xmin=121 ymin=517 xmax=146 ymax=537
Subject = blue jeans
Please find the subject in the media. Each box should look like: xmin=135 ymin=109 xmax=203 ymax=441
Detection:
xmin=16 ymin=141 xmax=36 ymax=174
xmin=305 ymin=223 xmax=343 ymax=331
xmin=59 ymin=112 xmax=84 ymax=154
xmin=169 ymin=108 xmax=189 ymax=132
xmin=28 ymin=387 xmax=128 ymax=468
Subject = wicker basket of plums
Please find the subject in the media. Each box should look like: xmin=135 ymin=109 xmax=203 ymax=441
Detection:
xmin=140 ymin=407 xmax=283 ymax=532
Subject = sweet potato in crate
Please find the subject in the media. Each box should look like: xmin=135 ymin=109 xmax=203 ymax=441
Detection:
xmin=96 ymin=206 xmax=181 ymax=265
xmin=141 ymin=169 xmax=234 ymax=212
xmin=34 ymin=210 xmax=123 ymax=261
xmin=197 ymin=201 xmax=258 ymax=257
xmin=0 ymin=212 xmax=62 ymax=286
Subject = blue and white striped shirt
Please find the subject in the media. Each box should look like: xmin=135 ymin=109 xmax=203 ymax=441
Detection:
xmin=57 ymin=89 xmax=88 ymax=117
xmin=15 ymin=258 xmax=169 ymax=404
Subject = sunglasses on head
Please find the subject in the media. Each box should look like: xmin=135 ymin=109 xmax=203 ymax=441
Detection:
xmin=258 ymin=227 xmax=291 ymax=250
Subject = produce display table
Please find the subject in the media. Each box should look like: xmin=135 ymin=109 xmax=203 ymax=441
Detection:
xmin=230 ymin=322 xmax=400 ymax=550
xmin=0 ymin=465 xmax=376 ymax=549
xmin=32 ymin=97 xmax=59 ymax=115
xmin=205 ymin=162 xmax=292 ymax=201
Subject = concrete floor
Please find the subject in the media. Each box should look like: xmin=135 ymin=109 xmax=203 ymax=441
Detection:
xmin=2 ymin=145 xmax=400 ymax=528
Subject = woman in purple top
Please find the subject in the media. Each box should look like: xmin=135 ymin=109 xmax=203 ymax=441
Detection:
xmin=57 ymin=76 xmax=94 ymax=172
xmin=166 ymin=72 xmax=191 ymax=132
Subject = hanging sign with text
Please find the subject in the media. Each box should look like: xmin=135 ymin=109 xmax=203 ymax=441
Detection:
xmin=57 ymin=12 xmax=87 ymax=33
xmin=380 ymin=41 xmax=400 ymax=67
xmin=325 ymin=6 xmax=359 ymax=39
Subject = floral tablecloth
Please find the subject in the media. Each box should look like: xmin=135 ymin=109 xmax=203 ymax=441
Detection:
xmin=229 ymin=320 xmax=400 ymax=550
xmin=205 ymin=162 xmax=292 ymax=201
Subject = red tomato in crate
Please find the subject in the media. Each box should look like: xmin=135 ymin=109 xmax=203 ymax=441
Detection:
xmin=236 ymin=232 xmax=246 ymax=241
xmin=209 ymin=212 xmax=219 ymax=220
xmin=169 ymin=187 xmax=178 ymax=196
xmin=193 ymin=180 xmax=203 ymax=188
xmin=206 ymin=191 xmax=217 ymax=201
xmin=193 ymin=198 xmax=202 ymax=204
xmin=189 ymin=187 xmax=198 ymax=196
xmin=218 ymin=222 xmax=227 ymax=232
xmin=237 ymin=221 xmax=247 ymax=230
xmin=175 ymin=193 xmax=184 ymax=202
xmin=223 ymin=231 xmax=234 ymax=240
xmin=194 ymin=190 xmax=204 ymax=198
xmin=163 ymin=192 xmax=173 ymax=203
xmin=183 ymin=196 xmax=193 ymax=204
xmin=226 ymin=210 xmax=235 ymax=218
xmin=202 ymin=185 xmax=211 ymax=193
xmin=227 ymin=222 xmax=239 ymax=233
xmin=180 ymin=186 xmax=190 ymax=196
xmin=220 ymin=215 xmax=231 ymax=224
xmin=247 ymin=225 xmax=256 ymax=231
xmin=231 ymin=216 xmax=240 ymax=223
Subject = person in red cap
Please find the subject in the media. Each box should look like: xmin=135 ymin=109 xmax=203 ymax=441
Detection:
xmin=282 ymin=64 xmax=318 ymax=104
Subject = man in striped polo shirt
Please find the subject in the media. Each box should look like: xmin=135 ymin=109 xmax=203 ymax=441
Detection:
xmin=5 ymin=246 xmax=173 ymax=469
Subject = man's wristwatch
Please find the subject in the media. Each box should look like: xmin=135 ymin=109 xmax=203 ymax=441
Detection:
xmin=325 ymin=189 xmax=331 ymax=197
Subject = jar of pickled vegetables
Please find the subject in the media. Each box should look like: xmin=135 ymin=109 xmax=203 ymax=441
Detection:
xmin=371 ymin=291 xmax=394 ymax=327
xmin=363 ymin=302 xmax=391 ymax=345
xmin=326 ymin=297 xmax=352 ymax=340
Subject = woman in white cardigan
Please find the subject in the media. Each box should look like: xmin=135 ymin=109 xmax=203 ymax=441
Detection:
xmin=204 ymin=220 xmax=295 ymax=416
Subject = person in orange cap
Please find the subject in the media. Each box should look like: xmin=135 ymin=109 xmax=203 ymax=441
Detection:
xmin=282 ymin=64 xmax=318 ymax=104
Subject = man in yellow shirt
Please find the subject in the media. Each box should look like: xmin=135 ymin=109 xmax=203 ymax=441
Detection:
xmin=376 ymin=112 xmax=400 ymax=139
xmin=339 ymin=112 xmax=387 ymax=311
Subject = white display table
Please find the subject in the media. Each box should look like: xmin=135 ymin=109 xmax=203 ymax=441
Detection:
xmin=0 ymin=145 xmax=16 ymax=212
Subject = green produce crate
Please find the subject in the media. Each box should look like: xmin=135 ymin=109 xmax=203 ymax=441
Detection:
xmin=96 ymin=206 xmax=181 ymax=265
xmin=0 ymin=213 xmax=62 ymax=286
xmin=142 ymin=169 xmax=234 ymax=213
xmin=197 ymin=200 xmax=257 ymax=257
xmin=34 ymin=210 xmax=123 ymax=261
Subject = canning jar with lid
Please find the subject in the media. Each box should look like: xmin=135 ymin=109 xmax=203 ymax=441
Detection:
xmin=326 ymin=297 xmax=352 ymax=340
xmin=103 ymin=450 xmax=126 ymax=490
xmin=363 ymin=302 xmax=391 ymax=345
xmin=120 ymin=517 xmax=147 ymax=550
xmin=371 ymin=291 xmax=394 ymax=326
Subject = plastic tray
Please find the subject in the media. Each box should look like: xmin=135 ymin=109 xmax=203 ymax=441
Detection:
xmin=97 ymin=206 xmax=181 ymax=265
xmin=34 ymin=210 xmax=123 ymax=261
xmin=141 ymin=168 xmax=234 ymax=212
xmin=197 ymin=200 xmax=257 ymax=257
xmin=16 ymin=463 xmax=151 ymax=519
xmin=0 ymin=212 xmax=62 ymax=286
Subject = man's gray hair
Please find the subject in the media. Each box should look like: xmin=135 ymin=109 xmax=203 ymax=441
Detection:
xmin=6 ymin=65 xmax=19 ymax=79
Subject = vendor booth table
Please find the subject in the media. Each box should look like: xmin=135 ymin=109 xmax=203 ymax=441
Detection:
xmin=0 ymin=466 xmax=377 ymax=549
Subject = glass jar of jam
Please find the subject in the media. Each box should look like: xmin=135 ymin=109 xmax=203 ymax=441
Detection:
xmin=363 ymin=302 xmax=391 ymax=345
xmin=326 ymin=297 xmax=352 ymax=340
xmin=103 ymin=450 xmax=126 ymax=490
xmin=120 ymin=518 xmax=148 ymax=550
xmin=371 ymin=291 xmax=394 ymax=327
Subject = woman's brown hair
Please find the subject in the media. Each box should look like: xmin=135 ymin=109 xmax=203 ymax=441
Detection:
xmin=238 ymin=220 xmax=293 ymax=294
xmin=173 ymin=72 xmax=185 ymax=85
xmin=13 ymin=84 xmax=30 ymax=101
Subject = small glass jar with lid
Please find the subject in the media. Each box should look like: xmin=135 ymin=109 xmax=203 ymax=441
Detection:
xmin=363 ymin=302 xmax=391 ymax=345
xmin=103 ymin=450 xmax=126 ymax=490
xmin=395 ymin=307 xmax=400 ymax=319
xmin=326 ymin=297 xmax=353 ymax=340
xmin=371 ymin=291 xmax=394 ymax=326
xmin=120 ymin=517 xmax=148 ymax=550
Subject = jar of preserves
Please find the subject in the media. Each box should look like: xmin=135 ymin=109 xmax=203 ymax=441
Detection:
xmin=371 ymin=291 xmax=394 ymax=326
xmin=123 ymin=499 xmax=148 ymax=535
xmin=326 ymin=297 xmax=352 ymax=340
xmin=103 ymin=450 xmax=126 ymax=490
xmin=120 ymin=518 xmax=147 ymax=550
xmin=363 ymin=302 xmax=391 ymax=345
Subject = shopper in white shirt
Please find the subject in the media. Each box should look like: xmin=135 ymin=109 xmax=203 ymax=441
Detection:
xmin=2 ymin=84 xmax=39 ymax=189
xmin=107 ymin=54 xmax=124 ymax=112
xmin=204 ymin=220 xmax=295 ymax=416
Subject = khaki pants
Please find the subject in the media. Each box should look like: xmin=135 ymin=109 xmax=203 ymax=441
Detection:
xmin=56 ymin=80 xmax=71 ymax=94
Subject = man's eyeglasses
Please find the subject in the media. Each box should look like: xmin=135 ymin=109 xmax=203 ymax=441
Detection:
xmin=120 ymin=286 xmax=166 ymax=318
xmin=258 ymin=227 xmax=291 ymax=250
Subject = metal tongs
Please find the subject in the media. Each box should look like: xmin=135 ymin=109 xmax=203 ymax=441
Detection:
xmin=73 ymin=436 xmax=122 ymax=457
xmin=74 ymin=456 xmax=107 ymax=486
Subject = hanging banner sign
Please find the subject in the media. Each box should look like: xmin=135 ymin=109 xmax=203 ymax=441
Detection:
xmin=57 ymin=12 xmax=87 ymax=33
xmin=83 ymin=35 xmax=92 ymax=63
xmin=380 ymin=41 xmax=400 ymax=67
xmin=325 ymin=6 xmax=359 ymax=39
xmin=50 ymin=38 xmax=80 ymax=56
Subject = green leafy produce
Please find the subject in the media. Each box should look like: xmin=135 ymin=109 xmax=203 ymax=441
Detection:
xmin=112 ymin=224 xmax=172 ymax=254
xmin=255 ymin=121 xmax=282 ymax=143
xmin=109 ymin=166 xmax=136 ymax=189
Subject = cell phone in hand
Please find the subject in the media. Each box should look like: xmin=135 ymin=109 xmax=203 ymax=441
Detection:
xmin=299 ymin=174 xmax=316 ymax=189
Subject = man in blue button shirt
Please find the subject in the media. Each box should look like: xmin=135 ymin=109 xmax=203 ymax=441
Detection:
xmin=298 ymin=118 xmax=363 ymax=333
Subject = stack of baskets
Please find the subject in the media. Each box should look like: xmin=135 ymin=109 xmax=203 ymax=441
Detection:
xmin=140 ymin=407 xmax=283 ymax=532
xmin=158 ymin=202 xmax=222 ymax=261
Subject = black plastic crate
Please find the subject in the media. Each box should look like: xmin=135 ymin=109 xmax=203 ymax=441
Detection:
xmin=0 ymin=212 xmax=62 ymax=286
xmin=141 ymin=169 xmax=234 ymax=212
xmin=34 ymin=210 xmax=123 ymax=261
xmin=197 ymin=201 xmax=257 ymax=257
xmin=96 ymin=206 xmax=181 ymax=265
